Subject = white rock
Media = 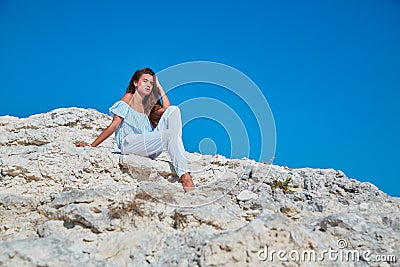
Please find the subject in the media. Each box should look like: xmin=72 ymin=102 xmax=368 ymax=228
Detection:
xmin=0 ymin=107 xmax=399 ymax=267
xmin=236 ymin=190 xmax=258 ymax=201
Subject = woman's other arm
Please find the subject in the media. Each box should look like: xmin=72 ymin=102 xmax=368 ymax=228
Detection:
xmin=75 ymin=114 xmax=123 ymax=147
xmin=155 ymin=76 xmax=171 ymax=109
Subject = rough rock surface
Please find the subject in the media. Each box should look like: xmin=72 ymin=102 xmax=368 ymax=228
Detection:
xmin=0 ymin=107 xmax=399 ymax=266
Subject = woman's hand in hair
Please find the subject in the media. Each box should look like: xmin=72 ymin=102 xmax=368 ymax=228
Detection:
xmin=154 ymin=75 xmax=162 ymax=91
xmin=154 ymin=76 xmax=165 ymax=96
xmin=154 ymin=75 xmax=171 ymax=108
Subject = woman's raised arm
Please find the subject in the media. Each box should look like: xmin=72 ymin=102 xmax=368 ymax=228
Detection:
xmin=154 ymin=76 xmax=171 ymax=109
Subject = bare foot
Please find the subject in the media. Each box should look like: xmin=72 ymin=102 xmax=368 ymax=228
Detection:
xmin=179 ymin=173 xmax=195 ymax=192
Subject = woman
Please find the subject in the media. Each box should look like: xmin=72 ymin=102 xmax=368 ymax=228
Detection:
xmin=76 ymin=67 xmax=195 ymax=192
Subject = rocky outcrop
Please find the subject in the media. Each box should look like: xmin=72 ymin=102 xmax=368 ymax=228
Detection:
xmin=0 ymin=108 xmax=399 ymax=266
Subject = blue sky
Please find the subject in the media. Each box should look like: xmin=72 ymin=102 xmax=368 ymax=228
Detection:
xmin=1 ymin=0 xmax=399 ymax=196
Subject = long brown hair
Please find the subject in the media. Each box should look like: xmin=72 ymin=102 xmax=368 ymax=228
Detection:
xmin=126 ymin=67 xmax=162 ymax=125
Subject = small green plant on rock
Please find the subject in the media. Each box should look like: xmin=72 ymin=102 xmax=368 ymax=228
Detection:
xmin=272 ymin=176 xmax=293 ymax=193
xmin=211 ymin=161 xmax=226 ymax=166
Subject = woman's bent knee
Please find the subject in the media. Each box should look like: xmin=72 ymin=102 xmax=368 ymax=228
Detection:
xmin=166 ymin=105 xmax=180 ymax=115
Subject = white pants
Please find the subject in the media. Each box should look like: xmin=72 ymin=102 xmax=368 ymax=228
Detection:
xmin=120 ymin=106 xmax=189 ymax=178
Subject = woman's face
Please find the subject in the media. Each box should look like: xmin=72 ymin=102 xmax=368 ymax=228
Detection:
xmin=134 ymin=74 xmax=153 ymax=96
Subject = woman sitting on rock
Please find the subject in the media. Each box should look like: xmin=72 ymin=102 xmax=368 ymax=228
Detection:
xmin=75 ymin=67 xmax=195 ymax=192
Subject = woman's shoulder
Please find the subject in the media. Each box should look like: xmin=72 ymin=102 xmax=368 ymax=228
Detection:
xmin=109 ymin=98 xmax=131 ymax=118
xmin=120 ymin=93 xmax=134 ymax=105
xmin=109 ymin=93 xmax=133 ymax=110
